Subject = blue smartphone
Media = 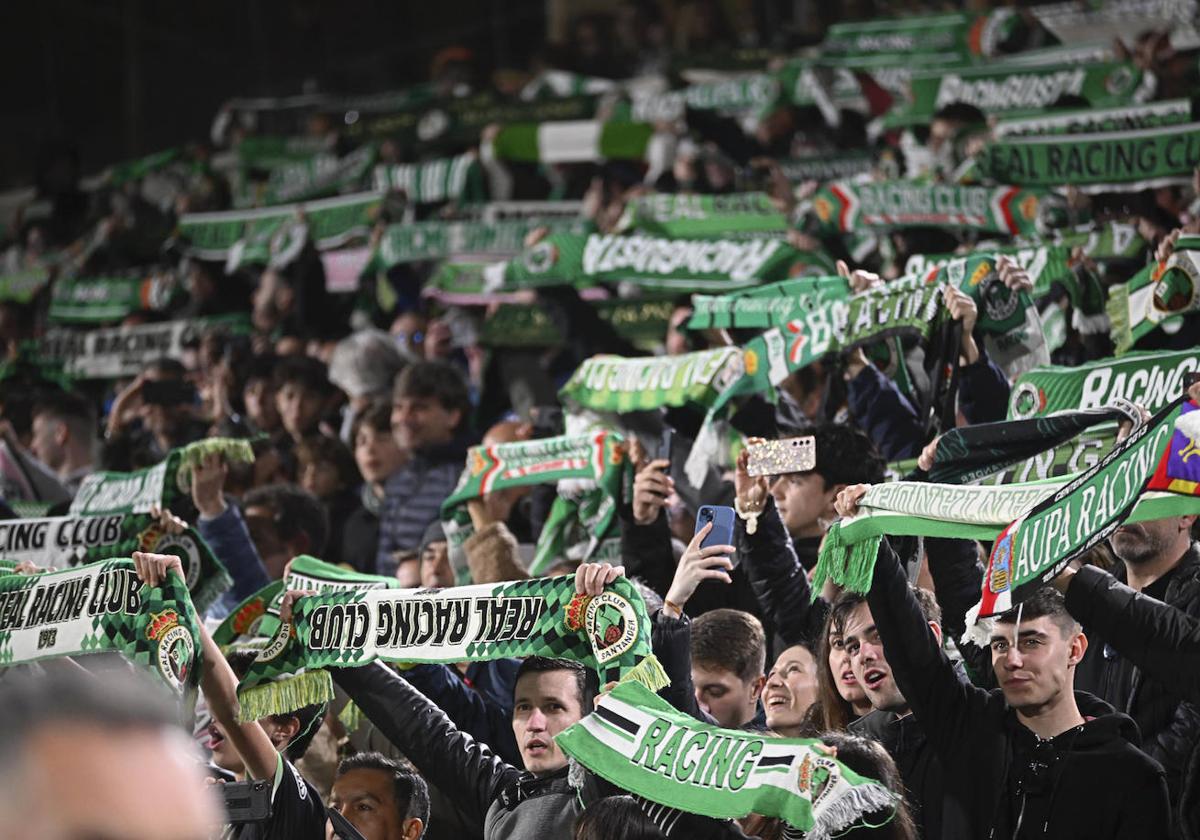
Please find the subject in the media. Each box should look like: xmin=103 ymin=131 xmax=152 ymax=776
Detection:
xmin=695 ymin=505 xmax=736 ymax=551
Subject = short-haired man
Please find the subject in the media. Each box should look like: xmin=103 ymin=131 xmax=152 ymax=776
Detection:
xmin=1073 ymin=514 xmax=1200 ymax=803
xmin=274 ymin=355 xmax=336 ymax=445
xmin=327 ymin=563 xmax=624 ymax=840
xmin=0 ymin=668 xmax=220 ymax=840
xmin=328 ymin=752 xmax=429 ymax=840
xmin=836 ymin=587 xmax=953 ymax=839
xmin=838 ymin=485 xmax=1170 ymax=839
xmin=28 ymin=389 xmax=97 ymax=493
xmin=242 ymin=483 xmax=330 ymax=580
xmin=376 ymin=360 xmax=473 ymax=577
xmin=690 ymin=608 xmax=766 ymax=729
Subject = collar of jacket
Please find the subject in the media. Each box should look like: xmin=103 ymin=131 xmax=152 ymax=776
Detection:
xmin=498 ymin=767 xmax=572 ymax=809
xmin=413 ymin=435 xmax=471 ymax=466
xmin=1114 ymin=541 xmax=1200 ymax=607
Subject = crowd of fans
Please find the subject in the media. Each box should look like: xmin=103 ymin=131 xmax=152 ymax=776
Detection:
xmin=1 ymin=0 xmax=1200 ymax=838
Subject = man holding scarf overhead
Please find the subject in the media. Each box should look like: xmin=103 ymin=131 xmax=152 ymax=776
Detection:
xmin=836 ymin=486 xmax=1170 ymax=839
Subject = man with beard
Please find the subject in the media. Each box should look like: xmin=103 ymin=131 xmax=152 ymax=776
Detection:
xmin=1075 ymin=515 xmax=1200 ymax=807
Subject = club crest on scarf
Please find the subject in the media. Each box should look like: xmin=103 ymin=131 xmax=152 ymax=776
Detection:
xmin=146 ymin=608 xmax=195 ymax=690
xmin=1148 ymin=400 xmax=1200 ymax=496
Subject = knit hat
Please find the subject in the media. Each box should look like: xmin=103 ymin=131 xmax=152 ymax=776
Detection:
xmin=419 ymin=520 xmax=446 ymax=557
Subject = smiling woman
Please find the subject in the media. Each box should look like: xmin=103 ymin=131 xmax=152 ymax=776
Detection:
xmin=763 ymin=643 xmax=820 ymax=738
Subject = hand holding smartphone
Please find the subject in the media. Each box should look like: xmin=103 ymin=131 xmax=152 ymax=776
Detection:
xmin=695 ymin=505 xmax=736 ymax=557
xmin=745 ymin=436 xmax=816 ymax=478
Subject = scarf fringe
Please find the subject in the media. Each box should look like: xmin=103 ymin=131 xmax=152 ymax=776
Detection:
xmin=176 ymin=438 xmax=256 ymax=484
xmin=236 ymin=669 xmax=334 ymax=722
xmin=338 ymin=700 xmax=363 ymax=733
xmin=192 ymin=566 xmax=234 ymax=614
xmin=805 ymin=782 xmax=898 ymax=840
xmin=1105 ymin=282 xmax=1132 ymax=355
xmin=617 ymin=654 xmax=670 ymax=694
xmin=810 ymin=524 xmax=881 ymax=599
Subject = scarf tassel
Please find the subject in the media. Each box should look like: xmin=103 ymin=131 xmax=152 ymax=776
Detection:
xmin=617 ymin=653 xmax=670 ymax=694
xmin=236 ymin=669 xmax=334 ymax=723
xmin=1105 ymin=283 xmax=1132 ymax=355
xmin=810 ymin=524 xmax=881 ymax=599
xmin=805 ymin=782 xmax=899 ymax=840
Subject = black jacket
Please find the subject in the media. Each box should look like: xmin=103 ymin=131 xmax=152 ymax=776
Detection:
xmin=1074 ymin=543 xmax=1200 ymax=804
xmin=736 ymin=495 xmax=827 ymax=648
xmin=871 ymin=538 xmax=1170 ymax=839
xmin=332 ymin=663 xmax=607 ymax=840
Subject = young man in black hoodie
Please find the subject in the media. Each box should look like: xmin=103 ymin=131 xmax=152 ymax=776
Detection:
xmin=838 ymin=485 xmax=1170 ymax=839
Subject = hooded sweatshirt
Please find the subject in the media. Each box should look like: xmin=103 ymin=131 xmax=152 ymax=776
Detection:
xmin=867 ymin=536 xmax=1169 ymax=839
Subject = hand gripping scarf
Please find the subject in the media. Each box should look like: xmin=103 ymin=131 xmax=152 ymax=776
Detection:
xmin=1105 ymin=237 xmax=1199 ymax=354
xmin=979 ymin=121 xmax=1200 ymax=192
xmin=0 ymin=514 xmax=231 ymax=613
xmin=0 ymin=559 xmax=202 ymax=695
xmin=1008 ymin=349 xmax=1200 ymax=421
xmin=440 ymin=432 xmax=630 ymax=582
xmin=235 ymin=575 xmax=669 ymax=721
xmin=973 ymin=393 xmax=1200 ymax=620
xmin=70 ymin=438 xmax=256 ymax=517
xmin=557 ymin=681 xmax=898 ymax=839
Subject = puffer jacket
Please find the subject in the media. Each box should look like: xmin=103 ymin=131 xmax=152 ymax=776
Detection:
xmin=1074 ymin=543 xmax=1200 ymax=805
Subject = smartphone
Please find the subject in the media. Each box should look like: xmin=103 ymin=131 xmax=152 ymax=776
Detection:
xmin=658 ymin=427 xmax=675 ymax=465
xmin=142 ymin=379 xmax=198 ymax=406
xmin=746 ymin=436 xmax=816 ymax=478
xmin=222 ymin=779 xmax=272 ymax=824
xmin=695 ymin=505 xmax=736 ymax=551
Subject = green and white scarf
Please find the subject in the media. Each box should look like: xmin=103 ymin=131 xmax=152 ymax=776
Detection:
xmin=263 ymin=144 xmax=377 ymax=205
xmin=235 ymin=575 xmax=668 ymax=720
xmin=618 ymin=193 xmax=789 ymax=240
xmin=1033 ymin=0 xmax=1200 ymax=48
xmin=809 ymin=181 xmax=1047 ymax=238
xmin=0 ymin=514 xmax=231 ymax=613
xmin=628 ymin=74 xmax=780 ymax=123
xmin=440 ymin=432 xmax=629 ymax=583
xmin=37 ymin=314 xmax=250 ymax=379
xmin=715 ymin=276 xmax=947 ymax=412
xmin=776 ymin=153 xmax=876 ymax=183
xmin=821 ymin=10 xmax=1016 ymax=60
xmin=0 ymin=559 xmax=201 ymax=695
xmin=1106 ymin=238 xmax=1199 ymax=354
xmin=0 ymin=268 xmax=51 ymax=304
xmin=370 ymin=217 xmax=592 ymax=267
xmin=992 ymin=100 xmax=1194 ymax=139
xmin=810 ymin=467 xmax=1200 ymax=600
xmin=558 ymin=681 xmax=897 ymax=838
xmin=48 ymin=274 xmax=179 ymax=325
xmin=974 ymin=393 xmax=1193 ymax=619
xmin=560 ymin=349 xmax=746 ymax=416
xmin=489 ymin=232 xmax=798 ymax=293
xmin=886 ymin=60 xmax=1152 ymax=126
xmin=489 ymin=121 xmax=655 ymax=164
xmin=979 ymin=122 xmax=1200 ymax=192
xmin=70 ymin=438 xmax=255 ymax=517
xmin=688 ymin=276 xmax=851 ymax=331
xmin=923 ymin=404 xmax=1136 ymax=486
xmin=178 ymin=191 xmax=381 ymax=261
xmin=372 ymin=153 xmax=485 ymax=204
xmin=1008 ymin=349 xmax=1200 ymax=420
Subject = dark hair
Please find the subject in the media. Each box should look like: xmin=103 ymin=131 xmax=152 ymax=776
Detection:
xmin=812 ymin=610 xmax=856 ymax=733
xmin=243 ymin=354 xmax=280 ymax=385
xmin=32 ymin=389 xmax=97 ymax=443
xmin=932 ymin=102 xmax=987 ymax=127
xmin=814 ymin=732 xmax=917 ymax=840
xmin=224 ymin=650 xmax=324 ymax=761
xmin=830 ymin=583 xmax=940 ymax=640
xmin=350 ymin=401 xmax=393 ymax=442
xmin=392 ymin=360 xmax=470 ymax=421
xmin=273 ymin=355 xmax=335 ymax=396
xmin=811 ymin=423 xmax=886 ymax=489
xmin=994 ymin=587 xmax=1078 ymax=638
xmin=691 ymin=609 xmax=766 ymax=683
xmin=336 ymin=752 xmax=430 ymax=827
xmin=0 ymin=669 xmax=178 ymax=769
xmin=515 ymin=656 xmax=597 ymax=711
xmin=242 ymin=483 xmax=330 ymax=556
xmin=146 ymin=357 xmax=187 ymax=379
xmin=296 ymin=434 xmax=361 ymax=490
xmin=574 ymin=795 xmax=665 ymax=840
